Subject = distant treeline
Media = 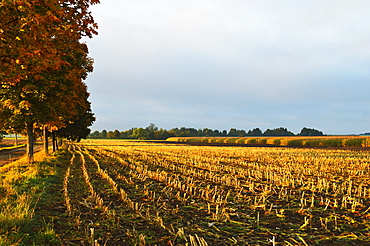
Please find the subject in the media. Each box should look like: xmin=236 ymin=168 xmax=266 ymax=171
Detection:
xmin=88 ymin=124 xmax=324 ymax=140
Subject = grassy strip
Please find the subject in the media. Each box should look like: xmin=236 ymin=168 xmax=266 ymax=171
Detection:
xmin=0 ymin=151 xmax=64 ymax=245
xmin=0 ymin=144 xmax=26 ymax=151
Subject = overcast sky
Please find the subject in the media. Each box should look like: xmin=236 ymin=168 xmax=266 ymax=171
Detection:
xmin=83 ymin=0 xmax=370 ymax=134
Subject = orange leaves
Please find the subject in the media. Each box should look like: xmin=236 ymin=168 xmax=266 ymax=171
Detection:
xmin=17 ymin=5 xmax=25 ymax=11
xmin=0 ymin=0 xmax=98 ymax=144
xmin=2 ymin=99 xmax=15 ymax=110
xmin=18 ymin=100 xmax=31 ymax=110
xmin=33 ymin=74 xmax=43 ymax=80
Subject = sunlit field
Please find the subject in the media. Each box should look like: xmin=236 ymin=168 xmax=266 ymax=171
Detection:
xmin=167 ymin=136 xmax=370 ymax=148
xmin=67 ymin=139 xmax=370 ymax=245
xmin=1 ymin=139 xmax=369 ymax=245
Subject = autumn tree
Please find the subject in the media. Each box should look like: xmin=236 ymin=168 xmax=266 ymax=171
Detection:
xmin=55 ymin=103 xmax=95 ymax=142
xmin=0 ymin=0 xmax=99 ymax=161
xmin=40 ymin=43 xmax=95 ymax=154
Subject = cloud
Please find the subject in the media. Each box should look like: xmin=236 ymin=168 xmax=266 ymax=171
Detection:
xmin=85 ymin=0 xmax=370 ymax=134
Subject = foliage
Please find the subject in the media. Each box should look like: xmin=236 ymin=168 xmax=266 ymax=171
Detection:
xmin=321 ymin=138 xmax=344 ymax=147
xmin=89 ymin=125 xmax=326 ymax=140
xmin=304 ymin=139 xmax=322 ymax=147
xmin=55 ymin=105 xmax=95 ymax=142
xmin=247 ymin=128 xmax=263 ymax=136
xmin=287 ymin=139 xmax=304 ymax=146
xmin=344 ymin=138 xmax=365 ymax=147
xmin=273 ymin=139 xmax=281 ymax=145
xmin=0 ymin=0 xmax=99 ymax=161
xmin=264 ymin=127 xmax=294 ymax=136
xmin=299 ymin=127 xmax=324 ymax=136
xmin=168 ymin=136 xmax=370 ymax=148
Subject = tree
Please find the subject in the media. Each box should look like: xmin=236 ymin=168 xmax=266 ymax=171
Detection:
xmin=228 ymin=128 xmax=238 ymax=136
xmin=299 ymin=127 xmax=324 ymax=136
xmin=264 ymin=127 xmax=294 ymax=136
xmin=113 ymin=130 xmax=121 ymax=139
xmin=146 ymin=123 xmax=158 ymax=140
xmin=56 ymin=108 xmax=95 ymax=142
xmin=0 ymin=0 xmax=99 ymax=161
xmin=120 ymin=129 xmax=134 ymax=139
xmin=228 ymin=128 xmax=246 ymax=137
xmin=248 ymin=128 xmax=263 ymax=136
xmin=101 ymin=130 xmax=107 ymax=139
xmin=131 ymin=128 xmax=148 ymax=139
xmin=39 ymin=44 xmax=94 ymax=153
xmin=146 ymin=123 xmax=158 ymax=132
xmin=90 ymin=130 xmax=101 ymax=138
xmin=106 ymin=131 xmax=114 ymax=139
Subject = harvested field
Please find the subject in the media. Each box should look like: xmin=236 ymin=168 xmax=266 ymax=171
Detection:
xmin=1 ymin=139 xmax=370 ymax=245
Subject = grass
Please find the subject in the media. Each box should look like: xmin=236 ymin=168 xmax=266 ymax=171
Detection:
xmin=0 ymin=151 xmax=62 ymax=245
xmin=0 ymin=144 xmax=26 ymax=151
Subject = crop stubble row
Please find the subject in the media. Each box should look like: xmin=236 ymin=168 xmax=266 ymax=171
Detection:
xmin=62 ymin=140 xmax=370 ymax=245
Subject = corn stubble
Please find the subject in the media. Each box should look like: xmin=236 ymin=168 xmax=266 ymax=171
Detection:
xmin=59 ymin=140 xmax=370 ymax=245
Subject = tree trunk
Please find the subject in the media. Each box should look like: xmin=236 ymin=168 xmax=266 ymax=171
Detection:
xmin=14 ymin=133 xmax=18 ymax=146
xmin=43 ymin=127 xmax=49 ymax=155
xmin=26 ymin=122 xmax=34 ymax=163
xmin=52 ymin=132 xmax=57 ymax=152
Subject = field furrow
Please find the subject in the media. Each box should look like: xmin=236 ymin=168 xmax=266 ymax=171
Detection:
xmin=75 ymin=140 xmax=370 ymax=245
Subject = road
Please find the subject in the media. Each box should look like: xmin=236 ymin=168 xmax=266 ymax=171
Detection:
xmin=0 ymin=145 xmax=43 ymax=166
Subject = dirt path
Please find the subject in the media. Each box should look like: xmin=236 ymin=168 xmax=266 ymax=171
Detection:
xmin=0 ymin=145 xmax=43 ymax=166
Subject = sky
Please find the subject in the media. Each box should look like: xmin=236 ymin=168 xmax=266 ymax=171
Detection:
xmin=83 ymin=0 xmax=370 ymax=135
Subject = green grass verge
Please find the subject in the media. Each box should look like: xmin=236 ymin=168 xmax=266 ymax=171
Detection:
xmin=0 ymin=151 xmax=66 ymax=245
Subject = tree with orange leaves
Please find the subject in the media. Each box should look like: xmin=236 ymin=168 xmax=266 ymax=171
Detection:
xmin=0 ymin=0 xmax=99 ymax=161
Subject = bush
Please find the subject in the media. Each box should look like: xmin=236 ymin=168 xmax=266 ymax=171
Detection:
xmin=201 ymin=138 xmax=209 ymax=143
xmin=258 ymin=138 xmax=267 ymax=144
xmin=365 ymin=138 xmax=370 ymax=147
xmin=287 ymin=139 xmax=304 ymax=147
xmin=247 ymin=139 xmax=257 ymax=144
xmin=321 ymin=139 xmax=343 ymax=147
xmin=226 ymin=138 xmax=238 ymax=144
xmin=208 ymin=138 xmax=218 ymax=143
xmin=273 ymin=139 xmax=281 ymax=145
xmin=344 ymin=138 xmax=365 ymax=147
xmin=236 ymin=139 xmax=245 ymax=144
xmin=185 ymin=138 xmax=198 ymax=143
xmin=304 ymin=140 xmax=321 ymax=147
xmin=216 ymin=138 xmax=226 ymax=144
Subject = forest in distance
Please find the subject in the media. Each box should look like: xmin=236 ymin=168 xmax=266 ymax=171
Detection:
xmin=89 ymin=125 xmax=329 ymax=140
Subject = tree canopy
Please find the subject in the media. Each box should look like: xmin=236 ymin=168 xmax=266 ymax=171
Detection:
xmin=89 ymin=124 xmax=325 ymax=140
xmin=299 ymin=127 xmax=324 ymax=136
xmin=0 ymin=0 xmax=99 ymax=161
